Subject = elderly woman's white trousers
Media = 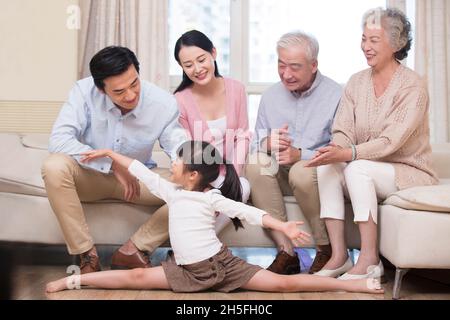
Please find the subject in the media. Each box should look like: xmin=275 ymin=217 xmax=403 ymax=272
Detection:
xmin=317 ymin=160 xmax=397 ymax=224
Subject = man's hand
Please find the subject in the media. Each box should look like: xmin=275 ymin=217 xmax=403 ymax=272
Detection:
xmin=275 ymin=146 xmax=301 ymax=165
xmin=81 ymin=149 xmax=140 ymax=202
xmin=265 ymin=124 xmax=291 ymax=153
xmin=111 ymin=161 xmax=140 ymax=202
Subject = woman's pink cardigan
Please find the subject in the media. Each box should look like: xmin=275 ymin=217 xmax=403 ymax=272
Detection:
xmin=175 ymin=77 xmax=251 ymax=176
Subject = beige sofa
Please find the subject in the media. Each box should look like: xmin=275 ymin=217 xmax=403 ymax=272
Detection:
xmin=1 ymin=132 xmax=449 ymax=299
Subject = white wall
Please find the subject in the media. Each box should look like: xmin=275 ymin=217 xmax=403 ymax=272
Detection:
xmin=0 ymin=0 xmax=78 ymax=133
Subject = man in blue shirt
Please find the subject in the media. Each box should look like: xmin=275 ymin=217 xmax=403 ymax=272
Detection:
xmin=42 ymin=46 xmax=186 ymax=273
xmin=246 ymin=31 xmax=342 ymax=275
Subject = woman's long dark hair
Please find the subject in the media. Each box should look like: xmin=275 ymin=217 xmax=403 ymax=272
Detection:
xmin=177 ymin=140 xmax=244 ymax=230
xmin=173 ymin=30 xmax=221 ymax=94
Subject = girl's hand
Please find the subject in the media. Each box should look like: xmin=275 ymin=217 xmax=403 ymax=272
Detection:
xmin=304 ymin=143 xmax=352 ymax=167
xmin=80 ymin=149 xmax=113 ymax=163
xmin=282 ymin=221 xmax=311 ymax=247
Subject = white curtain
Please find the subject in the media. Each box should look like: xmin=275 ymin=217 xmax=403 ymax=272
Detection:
xmin=415 ymin=0 xmax=450 ymax=143
xmin=78 ymin=0 xmax=169 ymax=90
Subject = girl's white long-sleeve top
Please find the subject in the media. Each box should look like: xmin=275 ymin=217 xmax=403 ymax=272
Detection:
xmin=128 ymin=160 xmax=267 ymax=265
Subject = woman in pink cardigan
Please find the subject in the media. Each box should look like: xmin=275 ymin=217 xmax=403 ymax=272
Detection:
xmin=173 ymin=30 xmax=251 ymax=233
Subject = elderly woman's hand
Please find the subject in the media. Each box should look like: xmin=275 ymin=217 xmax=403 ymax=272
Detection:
xmin=304 ymin=143 xmax=352 ymax=167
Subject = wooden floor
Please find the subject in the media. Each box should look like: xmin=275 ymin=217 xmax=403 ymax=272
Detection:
xmin=9 ymin=247 xmax=450 ymax=300
xmin=6 ymin=246 xmax=450 ymax=300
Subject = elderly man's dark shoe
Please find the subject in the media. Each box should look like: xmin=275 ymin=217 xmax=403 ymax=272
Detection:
xmin=267 ymin=250 xmax=300 ymax=275
xmin=79 ymin=252 xmax=101 ymax=274
xmin=309 ymin=245 xmax=332 ymax=274
xmin=111 ymin=249 xmax=152 ymax=269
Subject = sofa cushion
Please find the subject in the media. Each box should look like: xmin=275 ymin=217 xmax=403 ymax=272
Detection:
xmin=384 ymin=184 xmax=450 ymax=213
xmin=21 ymin=133 xmax=50 ymax=150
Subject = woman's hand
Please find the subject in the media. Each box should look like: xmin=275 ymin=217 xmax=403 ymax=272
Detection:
xmin=281 ymin=221 xmax=311 ymax=247
xmin=305 ymin=143 xmax=352 ymax=167
xmin=80 ymin=149 xmax=113 ymax=163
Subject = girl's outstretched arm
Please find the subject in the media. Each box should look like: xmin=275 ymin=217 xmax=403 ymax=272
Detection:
xmin=262 ymin=215 xmax=311 ymax=248
xmin=81 ymin=150 xmax=176 ymax=202
xmin=81 ymin=149 xmax=133 ymax=170
xmin=46 ymin=267 xmax=170 ymax=293
xmin=211 ymin=195 xmax=311 ymax=247
xmin=81 ymin=150 xmax=141 ymax=202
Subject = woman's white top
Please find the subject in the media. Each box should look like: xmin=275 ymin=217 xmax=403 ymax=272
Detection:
xmin=206 ymin=116 xmax=227 ymax=151
xmin=128 ymin=160 xmax=267 ymax=265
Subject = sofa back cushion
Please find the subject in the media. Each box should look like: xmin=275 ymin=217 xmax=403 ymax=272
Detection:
xmin=0 ymin=134 xmax=49 ymax=196
xmin=384 ymin=184 xmax=450 ymax=213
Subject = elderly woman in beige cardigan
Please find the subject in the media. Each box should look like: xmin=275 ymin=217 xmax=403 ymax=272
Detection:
xmin=305 ymin=7 xmax=438 ymax=281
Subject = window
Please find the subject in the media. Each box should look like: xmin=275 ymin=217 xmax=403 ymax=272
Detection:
xmin=168 ymin=0 xmax=416 ymax=130
xmin=405 ymin=0 xmax=416 ymax=70
xmin=168 ymin=0 xmax=231 ymax=76
xmin=249 ymin=0 xmax=386 ymax=84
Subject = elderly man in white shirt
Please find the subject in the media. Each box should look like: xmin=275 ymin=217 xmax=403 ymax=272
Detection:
xmin=41 ymin=46 xmax=187 ymax=274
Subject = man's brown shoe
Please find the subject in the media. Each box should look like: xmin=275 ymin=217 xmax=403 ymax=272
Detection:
xmin=309 ymin=245 xmax=332 ymax=274
xmin=111 ymin=249 xmax=152 ymax=270
xmin=79 ymin=252 xmax=101 ymax=274
xmin=267 ymin=250 xmax=300 ymax=275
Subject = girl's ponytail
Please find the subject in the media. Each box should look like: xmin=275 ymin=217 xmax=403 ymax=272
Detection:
xmin=219 ymin=163 xmax=244 ymax=230
xmin=177 ymin=140 xmax=245 ymax=231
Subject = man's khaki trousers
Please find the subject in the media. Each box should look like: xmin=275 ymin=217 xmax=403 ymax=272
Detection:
xmin=245 ymin=152 xmax=329 ymax=246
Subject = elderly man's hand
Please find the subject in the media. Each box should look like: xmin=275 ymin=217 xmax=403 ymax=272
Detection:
xmin=275 ymin=146 xmax=301 ymax=165
xmin=265 ymin=124 xmax=292 ymax=153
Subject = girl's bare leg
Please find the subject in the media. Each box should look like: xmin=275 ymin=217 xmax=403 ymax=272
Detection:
xmin=46 ymin=266 xmax=170 ymax=293
xmin=241 ymin=269 xmax=384 ymax=294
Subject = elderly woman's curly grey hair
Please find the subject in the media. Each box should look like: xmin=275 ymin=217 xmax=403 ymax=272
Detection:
xmin=362 ymin=7 xmax=412 ymax=61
